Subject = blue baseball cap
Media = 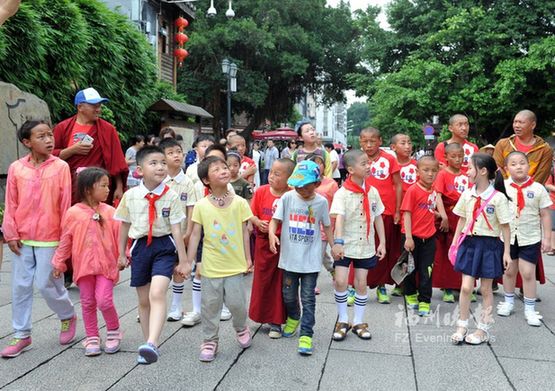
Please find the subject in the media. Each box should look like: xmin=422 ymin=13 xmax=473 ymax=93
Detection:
xmin=74 ymin=88 xmax=109 ymax=106
xmin=287 ymin=160 xmax=321 ymax=188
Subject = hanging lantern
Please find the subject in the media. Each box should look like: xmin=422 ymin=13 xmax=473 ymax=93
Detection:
xmin=175 ymin=32 xmax=189 ymax=46
xmin=175 ymin=17 xmax=189 ymax=30
xmin=174 ymin=48 xmax=189 ymax=66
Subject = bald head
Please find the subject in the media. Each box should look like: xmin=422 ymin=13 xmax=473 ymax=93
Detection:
xmin=516 ymin=110 xmax=537 ymax=123
xmin=448 ymin=114 xmax=468 ymax=126
xmin=513 ymin=110 xmax=537 ymax=138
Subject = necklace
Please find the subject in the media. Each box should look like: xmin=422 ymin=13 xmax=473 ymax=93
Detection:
xmin=210 ymin=191 xmax=229 ymax=207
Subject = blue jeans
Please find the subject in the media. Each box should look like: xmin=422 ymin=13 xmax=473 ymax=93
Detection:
xmin=282 ymin=271 xmax=319 ymax=337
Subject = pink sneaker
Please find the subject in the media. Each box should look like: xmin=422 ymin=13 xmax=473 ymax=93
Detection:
xmin=199 ymin=341 xmax=218 ymax=362
xmin=236 ymin=327 xmax=252 ymax=349
xmin=1 ymin=337 xmax=32 ymax=358
xmin=59 ymin=315 xmax=77 ymax=345
xmin=104 ymin=330 xmax=123 ymax=354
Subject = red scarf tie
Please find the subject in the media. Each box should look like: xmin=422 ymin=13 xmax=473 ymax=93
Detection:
xmin=510 ymin=177 xmax=534 ymax=216
xmin=343 ymin=176 xmax=371 ymax=238
xmin=470 ymin=195 xmax=493 ymax=232
xmin=144 ymin=185 xmax=170 ymax=245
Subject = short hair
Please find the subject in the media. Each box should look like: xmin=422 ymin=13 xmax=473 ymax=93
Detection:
xmin=227 ymin=148 xmax=242 ymax=163
xmin=136 ymin=145 xmax=164 ymax=166
xmin=359 ymin=127 xmax=381 ymax=138
xmin=159 ymin=127 xmax=176 ymax=139
xmin=390 ymin=133 xmax=409 ymax=145
xmin=195 ymin=134 xmax=215 ymax=146
xmin=159 ymin=138 xmax=182 ymax=152
xmin=505 ymin=150 xmax=529 ymax=164
xmin=343 ymin=149 xmax=365 ymax=170
xmin=516 ymin=109 xmax=537 ymax=123
xmin=296 ymin=120 xmax=312 ymax=136
xmin=198 ymin=156 xmax=227 ymax=188
xmin=275 ymin=158 xmax=296 ymax=175
xmin=448 ymin=114 xmax=468 ymax=126
xmin=77 ymin=167 xmax=109 ymax=203
xmin=229 ymin=134 xmax=246 ymax=144
xmin=175 ymin=134 xmax=183 ymax=141
xmin=131 ymin=135 xmax=145 ymax=145
xmin=205 ymin=143 xmax=227 ymax=159
xmin=17 ymin=120 xmax=49 ymax=142
xmin=417 ymin=155 xmax=438 ymax=167
xmin=306 ymin=153 xmax=325 ymax=166
xmin=324 ymin=143 xmax=334 ymax=150
xmin=444 ymin=142 xmax=463 ymax=154
xmin=146 ymin=134 xmax=157 ymax=144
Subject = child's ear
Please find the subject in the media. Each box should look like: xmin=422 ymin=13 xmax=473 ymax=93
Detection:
xmin=22 ymin=139 xmax=32 ymax=149
xmin=346 ymin=166 xmax=355 ymax=175
xmin=136 ymin=165 xmax=144 ymax=177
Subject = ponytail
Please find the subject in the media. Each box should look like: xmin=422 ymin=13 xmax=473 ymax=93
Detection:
xmin=494 ymin=170 xmax=511 ymax=201
xmin=471 ymin=152 xmax=511 ymax=201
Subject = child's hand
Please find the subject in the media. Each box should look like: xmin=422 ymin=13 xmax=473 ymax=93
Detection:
xmin=52 ymin=269 xmax=63 ymax=279
xmin=269 ymin=233 xmax=280 ymax=254
xmin=394 ymin=211 xmax=401 ymax=225
xmin=503 ymin=252 xmax=512 ymax=270
xmin=246 ymin=258 xmax=253 ymax=273
xmin=7 ymin=240 xmax=22 ymax=255
xmin=118 ymin=255 xmax=129 ymax=271
xmin=439 ymin=216 xmax=449 ymax=232
xmin=332 ymin=244 xmax=344 ymax=260
xmin=175 ymin=262 xmax=192 ymax=280
xmin=247 ymin=221 xmax=254 ymax=235
xmin=376 ymin=243 xmax=386 ymax=260
xmin=541 ymin=237 xmax=552 ymax=253
xmin=404 ymin=237 xmax=415 ymax=252
xmin=257 ymin=220 xmax=269 ymax=233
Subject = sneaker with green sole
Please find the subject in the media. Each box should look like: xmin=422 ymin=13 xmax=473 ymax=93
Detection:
xmin=405 ymin=294 xmax=418 ymax=309
xmin=346 ymin=287 xmax=356 ymax=306
xmin=442 ymin=289 xmax=455 ymax=303
xmin=391 ymin=286 xmax=403 ymax=297
xmin=418 ymin=302 xmax=430 ymax=316
xmin=297 ymin=336 xmax=313 ymax=355
xmin=377 ymin=286 xmax=391 ymax=304
xmin=471 ymin=291 xmax=477 ymax=303
xmin=282 ymin=317 xmax=300 ymax=338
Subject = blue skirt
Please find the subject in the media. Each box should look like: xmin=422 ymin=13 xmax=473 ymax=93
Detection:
xmin=454 ymin=236 xmax=504 ymax=279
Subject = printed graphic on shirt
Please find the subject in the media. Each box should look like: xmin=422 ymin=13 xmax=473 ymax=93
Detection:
xmin=288 ymin=206 xmax=316 ymax=244
xmin=180 ymin=192 xmax=188 ymax=202
xmin=527 ymin=191 xmax=535 ymax=199
xmin=419 ymin=191 xmax=437 ymax=214
xmin=486 ymin=205 xmax=495 ymax=215
xmin=400 ymin=164 xmax=417 ymax=185
xmin=162 ymin=208 xmax=170 ymax=217
xmin=370 ymin=157 xmax=391 ymax=180
xmin=462 ymin=143 xmax=475 ymax=167
xmin=261 ymin=198 xmax=279 ymax=218
xmin=210 ymin=219 xmax=239 ymax=254
xmin=453 ymin=175 xmax=470 ymax=193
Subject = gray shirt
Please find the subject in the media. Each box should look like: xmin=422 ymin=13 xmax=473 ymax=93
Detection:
xmin=273 ymin=190 xmax=331 ymax=273
xmin=264 ymin=146 xmax=279 ymax=170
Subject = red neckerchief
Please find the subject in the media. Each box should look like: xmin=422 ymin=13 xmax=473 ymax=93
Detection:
xmin=510 ymin=177 xmax=535 ymax=216
xmin=343 ymin=176 xmax=371 ymax=238
xmin=470 ymin=196 xmax=493 ymax=232
xmin=144 ymin=185 xmax=170 ymax=245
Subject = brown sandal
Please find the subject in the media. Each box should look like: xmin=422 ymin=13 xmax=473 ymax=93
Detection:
xmin=352 ymin=323 xmax=372 ymax=340
xmin=332 ymin=322 xmax=351 ymax=341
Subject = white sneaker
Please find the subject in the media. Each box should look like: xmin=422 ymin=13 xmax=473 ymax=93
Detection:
xmin=167 ymin=307 xmax=183 ymax=321
xmin=181 ymin=312 xmax=201 ymax=327
xmin=220 ymin=307 xmax=232 ymax=321
xmin=525 ymin=311 xmax=543 ymax=327
xmin=496 ymin=301 xmax=514 ymax=317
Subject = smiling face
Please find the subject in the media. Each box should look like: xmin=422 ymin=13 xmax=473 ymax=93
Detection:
xmin=23 ymin=123 xmax=54 ymax=157
xmin=506 ymin=153 xmax=530 ymax=183
xmin=203 ymin=160 xmax=231 ymax=188
xmin=137 ymin=152 xmax=167 ymax=186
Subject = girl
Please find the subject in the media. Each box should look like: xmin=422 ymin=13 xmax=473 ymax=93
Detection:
xmin=52 ymin=167 xmax=122 ymax=356
xmin=227 ymin=149 xmax=253 ymax=202
xmin=187 ymin=156 xmax=253 ymax=362
xmin=125 ymin=135 xmax=145 ymax=188
xmin=497 ymin=152 xmax=551 ymax=326
xmin=450 ymin=153 xmax=512 ymax=345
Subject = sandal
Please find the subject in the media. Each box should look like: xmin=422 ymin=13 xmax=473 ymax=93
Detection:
xmin=451 ymin=319 xmax=468 ymax=345
xmin=199 ymin=341 xmax=218 ymax=362
xmin=332 ymin=322 xmax=351 ymax=341
xmin=465 ymin=322 xmax=491 ymax=345
xmin=83 ymin=336 xmax=101 ymax=356
xmin=352 ymin=323 xmax=372 ymax=340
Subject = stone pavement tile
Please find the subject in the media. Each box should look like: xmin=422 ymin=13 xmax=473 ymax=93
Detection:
xmin=498 ymin=357 xmax=555 ymax=391
xmin=319 ymin=350 xmax=416 ymax=391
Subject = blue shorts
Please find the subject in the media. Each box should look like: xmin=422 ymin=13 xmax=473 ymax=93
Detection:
xmin=334 ymin=256 xmax=378 ymax=270
xmin=510 ymin=238 xmax=540 ymax=265
xmin=130 ymin=235 xmax=177 ymax=287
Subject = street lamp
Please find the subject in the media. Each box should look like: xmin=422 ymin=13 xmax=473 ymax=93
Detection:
xmin=222 ymin=58 xmax=238 ymax=130
xmin=206 ymin=0 xmax=235 ymax=18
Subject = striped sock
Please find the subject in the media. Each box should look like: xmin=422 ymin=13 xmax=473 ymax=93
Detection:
xmin=171 ymin=282 xmax=185 ymax=309
xmin=524 ymin=296 xmax=536 ymax=313
xmin=334 ymin=290 xmax=348 ymax=323
xmin=192 ymin=278 xmax=202 ymax=314
xmin=353 ymin=294 xmax=368 ymax=325
xmin=504 ymin=292 xmax=515 ymax=305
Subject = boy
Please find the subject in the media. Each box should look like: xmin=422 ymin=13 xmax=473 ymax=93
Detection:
xmin=432 ymin=143 xmax=469 ymax=303
xmin=359 ymin=127 xmax=402 ymax=303
xmin=228 ymin=134 xmax=257 ymax=185
xmin=292 ymin=121 xmax=332 ymax=178
xmin=1 ymin=120 xmax=77 ymax=358
xmin=186 ymin=134 xmax=215 ymax=186
xmin=434 ymin=114 xmax=478 ymax=172
xmin=391 ymin=134 xmax=417 ymax=199
xmin=269 ymin=161 xmax=336 ymax=355
xmin=115 ymin=145 xmax=190 ymax=364
xmin=330 ymin=149 xmax=386 ymax=341
xmin=401 ymin=156 xmax=446 ymax=316
xmin=159 ymin=138 xmax=197 ymax=321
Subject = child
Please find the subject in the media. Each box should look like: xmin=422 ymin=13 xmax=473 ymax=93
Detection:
xmin=1 ymin=120 xmax=76 ymax=358
xmin=432 ymin=143 xmax=470 ymax=303
xmin=159 ymin=138 xmax=197 ymax=321
xmin=292 ymin=121 xmax=332 ymax=178
xmin=126 ymin=135 xmax=145 ymax=188
xmin=51 ymin=168 xmax=122 ymax=356
xmin=249 ymin=159 xmax=296 ymax=338
xmin=434 ymin=114 xmax=479 ymax=172
xmin=186 ymin=134 xmax=215 ymax=186
xmin=115 ymin=145 xmax=190 ymax=364
xmin=330 ymin=149 xmax=386 ymax=340
xmin=269 ymin=160 xmax=335 ymax=355
xmin=450 ymin=153 xmax=511 ymax=345
xmin=228 ymin=134 xmax=257 ymax=185
xmin=401 ymin=156 xmax=446 ymax=316
xmin=497 ymin=152 xmax=551 ymax=326
xmin=359 ymin=127 xmax=402 ymax=304
xmin=228 ymin=149 xmax=253 ymax=202
xmin=186 ymin=156 xmax=253 ymax=362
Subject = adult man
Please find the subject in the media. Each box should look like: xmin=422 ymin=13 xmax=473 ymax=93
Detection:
xmin=494 ymin=110 xmax=553 ymax=184
xmin=252 ymin=141 xmax=261 ymax=188
xmin=324 ymin=143 xmax=341 ymax=185
xmin=53 ymin=88 xmax=128 ymax=204
xmin=434 ymin=114 xmax=478 ymax=173
xmin=262 ymin=140 xmax=278 ymax=185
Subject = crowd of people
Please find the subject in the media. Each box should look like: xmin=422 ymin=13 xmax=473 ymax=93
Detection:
xmin=1 ymin=87 xmax=553 ymax=365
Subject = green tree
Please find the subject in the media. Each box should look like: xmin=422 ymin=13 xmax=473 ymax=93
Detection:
xmin=347 ymin=102 xmax=371 ymax=135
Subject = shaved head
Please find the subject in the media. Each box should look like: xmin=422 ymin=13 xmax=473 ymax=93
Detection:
xmin=448 ymin=114 xmax=468 ymax=126
xmin=516 ymin=110 xmax=536 ymax=123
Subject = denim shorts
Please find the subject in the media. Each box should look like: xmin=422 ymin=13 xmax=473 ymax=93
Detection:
xmin=510 ymin=238 xmax=540 ymax=265
xmin=334 ymin=256 xmax=378 ymax=270
xmin=130 ymin=235 xmax=177 ymax=287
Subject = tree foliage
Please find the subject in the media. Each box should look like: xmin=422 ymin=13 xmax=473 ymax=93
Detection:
xmin=177 ymin=0 xmax=359 ymax=137
xmin=353 ymin=0 xmax=555 ymax=146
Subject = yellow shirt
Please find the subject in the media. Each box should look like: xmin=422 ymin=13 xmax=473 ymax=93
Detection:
xmin=192 ymin=195 xmax=253 ymax=278
xmin=505 ymin=179 xmax=552 ymax=245
xmin=453 ymin=185 xmax=511 ymax=237
xmin=115 ymin=181 xmax=185 ymax=239
xmin=329 ymin=186 xmax=385 ymax=258
xmin=165 ymin=170 xmax=197 ymax=232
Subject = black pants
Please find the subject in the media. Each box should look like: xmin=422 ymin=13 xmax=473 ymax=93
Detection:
xmin=402 ymin=235 xmax=436 ymax=303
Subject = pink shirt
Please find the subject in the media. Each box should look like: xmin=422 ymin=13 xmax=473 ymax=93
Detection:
xmin=3 ymin=155 xmax=71 ymax=242
xmin=51 ymin=203 xmax=120 ymax=283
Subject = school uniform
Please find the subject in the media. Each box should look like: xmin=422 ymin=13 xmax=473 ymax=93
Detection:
xmin=164 ymin=170 xmax=197 ymax=234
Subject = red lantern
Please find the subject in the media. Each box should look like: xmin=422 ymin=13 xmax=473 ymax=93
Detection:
xmin=174 ymin=48 xmax=189 ymax=66
xmin=175 ymin=17 xmax=189 ymax=30
xmin=175 ymin=32 xmax=189 ymax=45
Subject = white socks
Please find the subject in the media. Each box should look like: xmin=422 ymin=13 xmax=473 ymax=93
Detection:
xmin=192 ymin=278 xmax=202 ymax=314
xmin=334 ymin=290 xmax=348 ymax=323
xmin=353 ymin=294 xmax=368 ymax=325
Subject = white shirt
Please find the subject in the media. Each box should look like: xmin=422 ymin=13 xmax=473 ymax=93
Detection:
xmin=329 ymin=149 xmax=340 ymax=179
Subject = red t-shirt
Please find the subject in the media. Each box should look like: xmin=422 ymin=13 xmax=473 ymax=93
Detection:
xmin=514 ymin=137 xmax=535 ymax=153
xmin=545 ymin=173 xmax=555 ymax=210
xmin=433 ymin=169 xmax=470 ymax=204
xmin=240 ymin=156 xmax=256 ymax=183
xmin=434 ymin=140 xmax=479 ymax=173
xmin=401 ymin=183 xmax=437 ymax=239
xmin=251 ymin=184 xmax=282 ymax=235
xmin=398 ymin=159 xmax=418 ymax=196
xmin=68 ymin=122 xmax=93 ymax=146
xmin=366 ymin=150 xmax=400 ymax=216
